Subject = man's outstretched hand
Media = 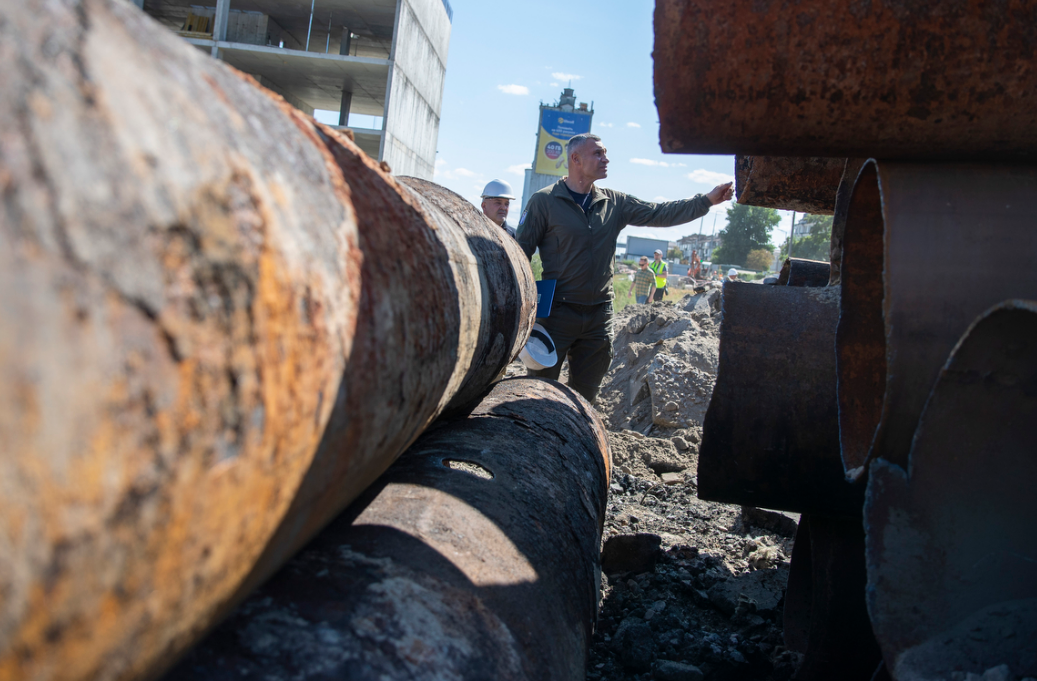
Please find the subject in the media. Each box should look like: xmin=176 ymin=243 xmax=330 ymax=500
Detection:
xmin=706 ymin=182 xmax=734 ymax=205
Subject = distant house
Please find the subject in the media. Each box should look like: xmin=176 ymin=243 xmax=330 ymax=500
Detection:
xmin=678 ymin=233 xmax=723 ymax=261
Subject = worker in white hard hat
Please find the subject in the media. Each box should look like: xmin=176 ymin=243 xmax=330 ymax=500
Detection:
xmin=727 ymin=268 xmax=739 ymax=281
xmin=480 ymin=179 xmax=517 ymax=237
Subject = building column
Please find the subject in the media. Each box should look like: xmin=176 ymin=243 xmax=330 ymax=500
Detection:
xmin=211 ymin=0 xmax=230 ymax=59
xmin=338 ymin=89 xmax=352 ymax=127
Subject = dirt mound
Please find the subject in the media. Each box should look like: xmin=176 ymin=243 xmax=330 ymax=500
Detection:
xmin=597 ymin=292 xmax=721 ymax=436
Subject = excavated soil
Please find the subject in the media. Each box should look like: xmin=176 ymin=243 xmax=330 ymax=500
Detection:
xmin=510 ymin=290 xmax=801 ymax=680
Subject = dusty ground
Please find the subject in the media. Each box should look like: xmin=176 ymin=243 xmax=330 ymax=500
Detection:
xmin=509 ymin=291 xmax=801 ymax=680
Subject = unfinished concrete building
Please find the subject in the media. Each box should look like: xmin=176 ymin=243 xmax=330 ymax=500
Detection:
xmin=138 ymin=0 xmax=452 ymax=178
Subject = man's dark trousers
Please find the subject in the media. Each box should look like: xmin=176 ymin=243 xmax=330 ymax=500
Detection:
xmin=528 ymin=301 xmax=613 ymax=403
xmin=652 ymin=286 xmax=666 ymax=302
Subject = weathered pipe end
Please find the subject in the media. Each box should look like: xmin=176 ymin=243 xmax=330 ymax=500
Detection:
xmin=865 ymin=301 xmax=1037 ymax=679
xmin=699 ymin=283 xmax=863 ymax=516
xmin=777 ymin=258 xmax=831 ymax=288
xmin=735 ymin=156 xmax=844 ymax=215
xmin=162 ymin=378 xmax=611 ymax=681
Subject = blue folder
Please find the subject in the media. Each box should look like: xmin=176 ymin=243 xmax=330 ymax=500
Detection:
xmin=535 ymin=279 xmax=556 ymax=318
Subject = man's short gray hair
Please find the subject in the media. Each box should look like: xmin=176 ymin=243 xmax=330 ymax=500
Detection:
xmin=566 ymin=133 xmax=601 ymax=158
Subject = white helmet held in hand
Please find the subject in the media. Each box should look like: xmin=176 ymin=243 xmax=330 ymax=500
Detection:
xmin=519 ymin=323 xmax=557 ymax=370
xmin=481 ymin=179 xmax=516 ymax=200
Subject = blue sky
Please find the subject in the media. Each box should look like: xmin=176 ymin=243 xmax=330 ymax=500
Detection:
xmin=319 ymin=0 xmax=797 ymax=244
xmin=427 ymin=0 xmax=795 ymax=244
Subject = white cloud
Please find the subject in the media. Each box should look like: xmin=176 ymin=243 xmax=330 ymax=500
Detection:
xmin=630 ymin=158 xmax=688 ymax=168
xmin=550 ymin=82 xmax=559 ymax=87
xmin=626 ymin=122 xmax=642 ymax=128
xmin=687 ymin=169 xmax=735 ymax=185
xmin=598 ymin=122 xmax=613 ymax=128
xmin=435 ymin=158 xmax=446 ymax=168
xmin=653 ymin=196 xmax=669 ymax=202
xmin=454 ymin=167 xmax=477 ymax=178
xmin=497 ymin=84 xmax=529 ymax=95
xmin=552 ymin=72 xmax=582 ymax=81
xmin=507 ymin=163 xmax=531 ymax=176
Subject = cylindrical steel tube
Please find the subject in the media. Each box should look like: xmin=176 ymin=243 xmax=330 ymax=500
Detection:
xmin=163 ymin=378 xmax=612 ymax=681
xmin=654 ymin=0 xmax=1037 ymax=159
xmin=836 ymin=161 xmax=1037 ymax=473
xmin=865 ymin=301 xmax=1037 ymax=679
xmin=777 ymin=258 xmax=831 ymax=288
xmin=735 ymin=156 xmax=844 ymax=215
xmin=0 ymin=0 xmax=535 ymax=678
xmin=827 ymin=159 xmax=868 ymax=287
xmin=698 ymin=283 xmax=861 ymax=516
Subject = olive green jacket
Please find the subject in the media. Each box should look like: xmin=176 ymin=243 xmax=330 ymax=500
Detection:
xmin=516 ymin=180 xmax=712 ymax=305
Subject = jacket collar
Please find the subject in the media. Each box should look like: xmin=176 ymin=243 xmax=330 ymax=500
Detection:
xmin=551 ymin=179 xmax=607 ymax=208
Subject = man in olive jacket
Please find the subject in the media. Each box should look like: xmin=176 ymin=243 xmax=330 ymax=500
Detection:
xmin=516 ymin=133 xmax=733 ymax=402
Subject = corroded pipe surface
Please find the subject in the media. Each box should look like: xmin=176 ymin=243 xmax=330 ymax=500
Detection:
xmin=654 ymin=0 xmax=1037 ymax=159
xmin=0 ymin=0 xmax=535 ymax=678
xmin=865 ymin=301 xmax=1037 ymax=679
xmin=0 ymin=1 xmax=359 ymax=679
xmin=698 ymin=284 xmax=861 ymax=516
xmin=239 ymin=172 xmax=537 ymax=597
xmin=735 ymin=156 xmax=843 ymax=215
xmin=836 ymin=161 xmax=1037 ymax=473
xmin=827 ymin=159 xmax=868 ymax=287
xmin=777 ymin=258 xmax=830 ymax=288
xmin=163 ymin=378 xmax=611 ymax=681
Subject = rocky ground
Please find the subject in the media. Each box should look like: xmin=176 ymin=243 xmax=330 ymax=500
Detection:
xmin=509 ymin=289 xmax=802 ymax=681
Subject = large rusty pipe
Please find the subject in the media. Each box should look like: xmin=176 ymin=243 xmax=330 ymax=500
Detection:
xmin=654 ymin=0 xmax=1037 ymax=159
xmin=836 ymin=161 xmax=1037 ymax=474
xmin=735 ymin=156 xmax=844 ymax=215
xmin=865 ymin=301 xmax=1037 ymax=679
xmin=777 ymin=258 xmax=831 ymax=288
xmin=827 ymin=159 xmax=868 ymax=287
xmin=0 ymin=0 xmax=534 ymax=678
xmin=698 ymin=283 xmax=862 ymax=516
xmin=163 ymin=378 xmax=611 ymax=681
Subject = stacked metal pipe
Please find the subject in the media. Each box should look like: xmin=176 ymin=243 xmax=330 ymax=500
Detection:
xmin=658 ymin=0 xmax=1037 ymax=678
xmin=0 ymin=0 xmax=535 ymax=679
xmin=163 ymin=378 xmax=612 ymax=681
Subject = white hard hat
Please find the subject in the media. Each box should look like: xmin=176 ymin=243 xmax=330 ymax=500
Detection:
xmin=654 ymin=249 xmax=663 ymax=255
xmin=481 ymin=179 xmax=516 ymax=200
xmin=519 ymin=323 xmax=557 ymax=370
xmin=728 ymin=268 xmax=738 ymax=276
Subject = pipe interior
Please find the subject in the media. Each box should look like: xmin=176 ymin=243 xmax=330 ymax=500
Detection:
xmin=836 ymin=161 xmax=887 ymax=472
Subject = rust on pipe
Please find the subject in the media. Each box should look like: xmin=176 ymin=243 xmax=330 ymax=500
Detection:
xmin=654 ymin=0 xmax=1037 ymax=159
xmin=827 ymin=159 xmax=868 ymax=287
xmin=836 ymin=161 xmax=1037 ymax=475
xmin=698 ymin=283 xmax=862 ymax=516
xmin=865 ymin=301 xmax=1037 ymax=679
xmin=0 ymin=0 xmax=535 ymax=678
xmin=777 ymin=258 xmax=830 ymax=288
xmin=735 ymin=156 xmax=843 ymax=215
xmin=163 ymin=378 xmax=611 ymax=681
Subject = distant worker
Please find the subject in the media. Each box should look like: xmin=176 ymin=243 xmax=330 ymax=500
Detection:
xmin=626 ymin=256 xmax=656 ymax=305
xmin=516 ymin=132 xmax=733 ymax=402
xmin=727 ymin=267 xmax=739 ymax=282
xmin=480 ymin=179 xmax=517 ymax=237
xmin=649 ymin=249 xmax=669 ymax=301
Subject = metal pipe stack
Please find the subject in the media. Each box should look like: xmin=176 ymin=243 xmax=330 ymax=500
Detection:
xmin=657 ymin=1 xmax=1037 ymax=678
xmin=0 ymin=0 xmax=538 ymax=679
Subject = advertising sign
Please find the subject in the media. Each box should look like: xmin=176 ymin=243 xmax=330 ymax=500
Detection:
xmin=534 ymin=108 xmax=593 ymax=176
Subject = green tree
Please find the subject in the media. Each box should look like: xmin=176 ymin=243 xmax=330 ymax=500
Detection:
xmin=712 ymin=204 xmax=778 ymax=267
xmin=667 ymin=248 xmax=683 ymax=261
xmin=745 ymin=248 xmax=774 ymax=271
xmin=780 ymin=214 xmax=833 ymax=262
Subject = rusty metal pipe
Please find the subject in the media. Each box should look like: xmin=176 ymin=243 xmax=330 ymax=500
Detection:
xmin=735 ymin=156 xmax=844 ymax=215
xmin=777 ymin=258 xmax=831 ymax=288
xmin=827 ymin=159 xmax=868 ymax=287
xmin=162 ymin=378 xmax=611 ymax=681
xmin=836 ymin=161 xmax=1037 ymax=474
xmin=865 ymin=301 xmax=1037 ymax=679
xmin=654 ymin=0 xmax=1037 ymax=159
xmin=0 ymin=0 xmax=535 ymax=678
xmin=698 ymin=283 xmax=862 ymax=516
